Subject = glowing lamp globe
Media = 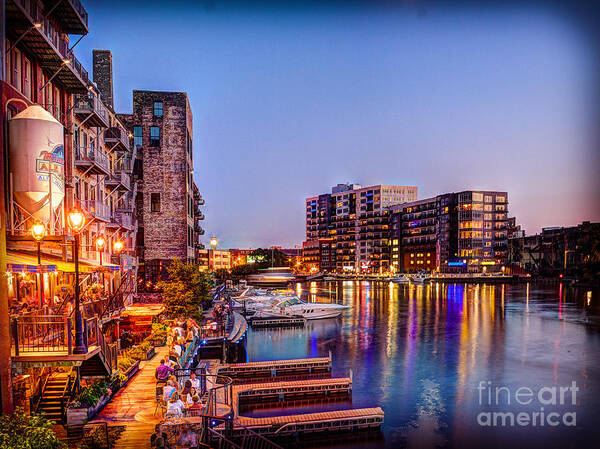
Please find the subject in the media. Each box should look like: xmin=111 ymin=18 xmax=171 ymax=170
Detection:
xmin=31 ymin=222 xmax=46 ymax=241
xmin=67 ymin=210 xmax=86 ymax=233
xmin=96 ymin=235 xmax=106 ymax=250
xmin=114 ymin=240 xmax=124 ymax=253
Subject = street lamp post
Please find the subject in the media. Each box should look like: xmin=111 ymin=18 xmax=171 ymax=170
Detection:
xmin=113 ymin=240 xmax=124 ymax=290
xmin=210 ymin=237 xmax=218 ymax=270
xmin=96 ymin=235 xmax=106 ymax=266
xmin=31 ymin=222 xmax=46 ymax=308
xmin=67 ymin=209 xmax=87 ymax=354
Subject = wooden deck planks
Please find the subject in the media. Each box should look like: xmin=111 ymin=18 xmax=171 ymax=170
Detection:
xmin=234 ymin=407 xmax=384 ymax=427
xmin=88 ymin=346 xmax=170 ymax=448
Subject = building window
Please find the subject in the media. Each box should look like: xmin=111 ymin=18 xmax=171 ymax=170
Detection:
xmin=150 ymin=126 xmax=160 ymax=146
xmin=153 ymin=101 xmax=163 ymax=117
xmin=151 ymin=193 xmax=161 ymax=212
xmin=133 ymin=126 xmax=143 ymax=147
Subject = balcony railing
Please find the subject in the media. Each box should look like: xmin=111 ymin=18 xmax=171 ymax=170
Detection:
xmin=75 ymin=146 xmax=109 ymax=174
xmin=106 ymin=172 xmax=131 ymax=191
xmin=10 ymin=0 xmax=89 ymax=91
xmin=112 ymin=211 xmax=133 ymax=229
xmin=104 ymin=127 xmax=130 ymax=152
xmin=11 ymin=315 xmax=72 ymax=355
xmin=74 ymin=93 xmax=109 ymax=127
xmin=77 ymin=199 xmax=111 ymax=222
xmin=114 ymin=157 xmax=133 ymax=173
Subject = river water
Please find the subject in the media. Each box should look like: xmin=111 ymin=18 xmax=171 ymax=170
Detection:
xmin=244 ymin=281 xmax=600 ymax=449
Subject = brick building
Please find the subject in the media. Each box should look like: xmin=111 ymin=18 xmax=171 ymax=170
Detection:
xmin=118 ymin=90 xmax=204 ymax=284
xmin=0 ymin=1 xmax=140 ymax=416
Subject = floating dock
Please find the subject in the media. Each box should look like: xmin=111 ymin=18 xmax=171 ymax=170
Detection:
xmin=216 ymin=356 xmax=332 ymax=381
xmin=232 ymin=377 xmax=352 ymax=414
xmin=220 ymin=407 xmax=384 ymax=439
xmin=250 ymin=317 xmax=306 ymax=328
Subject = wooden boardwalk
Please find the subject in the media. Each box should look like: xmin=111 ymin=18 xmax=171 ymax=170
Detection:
xmin=216 ymin=356 xmax=332 ymax=379
xmin=219 ymin=407 xmax=385 ymax=438
xmin=232 ymin=377 xmax=352 ymax=414
xmin=89 ymin=346 xmax=169 ymax=448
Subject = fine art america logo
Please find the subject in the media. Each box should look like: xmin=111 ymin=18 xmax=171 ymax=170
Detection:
xmin=476 ymin=381 xmax=578 ymax=427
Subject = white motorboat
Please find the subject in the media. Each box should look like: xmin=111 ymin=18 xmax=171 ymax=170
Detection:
xmin=410 ymin=273 xmax=431 ymax=284
xmin=390 ymin=274 xmax=411 ymax=284
xmin=254 ymin=297 xmax=349 ymax=320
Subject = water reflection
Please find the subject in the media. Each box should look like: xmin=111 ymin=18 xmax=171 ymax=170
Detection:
xmin=246 ymin=281 xmax=600 ymax=449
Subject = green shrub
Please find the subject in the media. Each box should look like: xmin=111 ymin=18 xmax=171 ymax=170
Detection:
xmin=75 ymin=379 xmax=109 ymax=407
xmin=0 ymin=407 xmax=65 ymax=449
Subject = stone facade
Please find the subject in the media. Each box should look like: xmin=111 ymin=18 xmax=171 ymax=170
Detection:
xmin=120 ymin=90 xmax=201 ymax=282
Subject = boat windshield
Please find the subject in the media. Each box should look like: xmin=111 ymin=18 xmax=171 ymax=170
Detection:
xmin=275 ymin=297 xmax=303 ymax=307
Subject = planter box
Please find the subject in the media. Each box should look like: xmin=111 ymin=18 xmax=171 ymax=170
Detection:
xmin=66 ymin=407 xmax=88 ymax=427
xmin=145 ymin=347 xmax=156 ymax=360
xmin=87 ymin=394 xmax=111 ymax=420
xmin=66 ymin=392 xmax=111 ymax=426
xmin=122 ymin=360 xmax=140 ymax=384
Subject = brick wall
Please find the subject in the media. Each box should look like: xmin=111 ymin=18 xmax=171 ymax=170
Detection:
xmin=129 ymin=90 xmax=193 ymax=265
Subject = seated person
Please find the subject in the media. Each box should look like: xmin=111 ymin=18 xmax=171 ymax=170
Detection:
xmin=163 ymin=380 xmax=177 ymax=403
xmin=165 ymin=394 xmax=186 ymax=417
xmin=189 ymin=372 xmax=200 ymax=390
xmin=165 ymin=394 xmax=185 ymax=418
xmin=189 ymin=394 xmax=203 ymax=410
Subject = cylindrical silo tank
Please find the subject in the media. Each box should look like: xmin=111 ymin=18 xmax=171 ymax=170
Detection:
xmin=9 ymin=105 xmax=65 ymax=224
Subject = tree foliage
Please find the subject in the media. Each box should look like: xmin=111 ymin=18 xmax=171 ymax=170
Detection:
xmin=0 ymin=408 xmax=65 ymax=449
xmin=157 ymin=259 xmax=212 ymax=321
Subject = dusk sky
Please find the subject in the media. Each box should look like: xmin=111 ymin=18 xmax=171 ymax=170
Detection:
xmin=79 ymin=1 xmax=598 ymax=249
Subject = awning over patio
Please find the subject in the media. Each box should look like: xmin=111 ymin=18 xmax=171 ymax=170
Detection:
xmin=6 ymin=251 xmax=120 ymax=273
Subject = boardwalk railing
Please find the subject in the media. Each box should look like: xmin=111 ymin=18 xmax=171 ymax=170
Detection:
xmin=207 ymin=424 xmax=284 ymax=449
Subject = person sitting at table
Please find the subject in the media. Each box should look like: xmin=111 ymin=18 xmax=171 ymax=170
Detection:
xmin=181 ymin=379 xmax=193 ymax=396
xmin=165 ymin=394 xmax=186 ymax=418
xmin=172 ymin=342 xmax=182 ymax=357
xmin=189 ymin=372 xmax=200 ymax=390
xmin=189 ymin=395 xmax=203 ymax=410
xmin=155 ymin=359 xmax=174 ymax=382
xmin=163 ymin=380 xmax=177 ymax=403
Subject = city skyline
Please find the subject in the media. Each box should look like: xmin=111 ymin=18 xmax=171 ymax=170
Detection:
xmin=78 ymin=0 xmax=599 ymax=248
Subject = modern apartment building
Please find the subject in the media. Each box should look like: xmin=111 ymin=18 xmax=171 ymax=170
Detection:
xmin=302 ymin=238 xmax=335 ymax=272
xmin=304 ymin=183 xmax=418 ymax=272
xmin=389 ymin=190 xmax=509 ymax=272
xmin=119 ymin=90 xmax=204 ymax=284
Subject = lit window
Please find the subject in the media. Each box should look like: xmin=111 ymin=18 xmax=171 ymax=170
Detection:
xmin=151 ymin=193 xmax=161 ymax=212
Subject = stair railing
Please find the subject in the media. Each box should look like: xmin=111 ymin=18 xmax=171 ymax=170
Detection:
xmin=30 ymin=367 xmax=52 ymax=414
xmin=98 ymin=274 xmax=133 ymax=321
